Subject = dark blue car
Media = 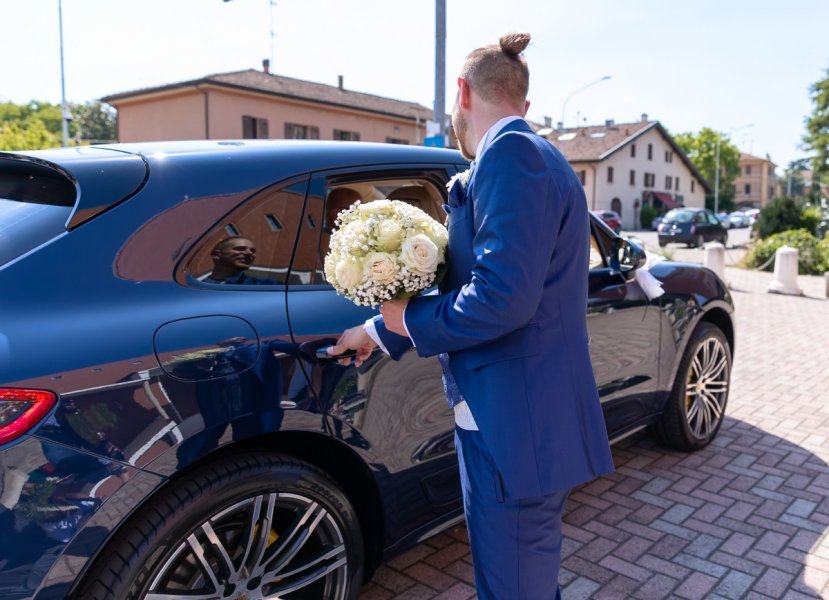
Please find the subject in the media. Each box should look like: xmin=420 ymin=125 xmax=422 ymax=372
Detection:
xmin=0 ymin=141 xmax=734 ymax=599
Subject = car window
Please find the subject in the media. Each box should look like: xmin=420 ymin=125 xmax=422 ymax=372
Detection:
xmin=664 ymin=209 xmax=693 ymax=223
xmin=589 ymin=232 xmax=604 ymax=270
xmin=182 ymin=179 xmax=308 ymax=287
xmin=296 ymin=171 xmax=450 ymax=286
xmin=706 ymin=212 xmax=720 ymax=225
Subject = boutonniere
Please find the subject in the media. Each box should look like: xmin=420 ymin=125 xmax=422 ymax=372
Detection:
xmin=445 ymin=168 xmax=472 ymax=208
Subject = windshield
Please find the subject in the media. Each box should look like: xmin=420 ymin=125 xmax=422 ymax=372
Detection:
xmin=0 ymin=157 xmax=76 ymax=266
xmin=663 ymin=209 xmax=695 ymax=223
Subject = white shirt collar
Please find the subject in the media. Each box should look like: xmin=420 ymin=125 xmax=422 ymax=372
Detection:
xmin=475 ymin=115 xmax=524 ymax=161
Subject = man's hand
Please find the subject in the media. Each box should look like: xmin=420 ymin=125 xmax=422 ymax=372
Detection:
xmin=379 ymin=299 xmax=409 ymax=337
xmin=328 ymin=325 xmax=377 ymax=367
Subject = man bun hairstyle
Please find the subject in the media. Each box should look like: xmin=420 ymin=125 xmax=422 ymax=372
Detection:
xmin=500 ymin=32 xmax=531 ymax=57
xmin=461 ymin=32 xmax=531 ymax=105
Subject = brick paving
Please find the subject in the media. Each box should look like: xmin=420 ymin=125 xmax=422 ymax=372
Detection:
xmin=361 ymin=265 xmax=829 ymax=599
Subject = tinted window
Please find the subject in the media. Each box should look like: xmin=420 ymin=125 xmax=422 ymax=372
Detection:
xmin=297 ymin=171 xmax=450 ymax=286
xmin=0 ymin=158 xmax=76 ymax=266
xmin=663 ymin=209 xmax=694 ymax=223
xmin=184 ymin=180 xmax=307 ymax=286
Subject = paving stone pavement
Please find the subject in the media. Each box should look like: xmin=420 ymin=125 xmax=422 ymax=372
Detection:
xmin=360 ymin=266 xmax=829 ymax=599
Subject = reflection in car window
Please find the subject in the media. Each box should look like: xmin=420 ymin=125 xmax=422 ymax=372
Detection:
xmin=186 ymin=182 xmax=306 ymax=286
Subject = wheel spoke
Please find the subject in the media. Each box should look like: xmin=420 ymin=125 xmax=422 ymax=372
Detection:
xmin=199 ymin=521 xmax=236 ymax=582
xmin=690 ymin=355 xmax=704 ymax=381
xmin=256 ymin=501 xmax=328 ymax=579
xmin=705 ymin=352 xmax=728 ymax=381
xmin=145 ymin=593 xmax=221 ymax=600
xmin=185 ymin=533 xmax=223 ymax=593
xmin=264 ymin=542 xmax=346 ymax=582
xmin=686 ymin=400 xmax=701 ymax=436
xmin=246 ymin=493 xmax=277 ymax=577
xmin=264 ymin=553 xmax=348 ymax=598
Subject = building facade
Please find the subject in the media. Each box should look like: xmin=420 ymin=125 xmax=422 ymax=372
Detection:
xmin=733 ymin=153 xmax=777 ymax=208
xmin=545 ymin=119 xmax=710 ymax=230
xmin=102 ymin=67 xmax=432 ymax=145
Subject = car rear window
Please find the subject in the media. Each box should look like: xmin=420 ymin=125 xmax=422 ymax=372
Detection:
xmin=0 ymin=157 xmax=76 ymax=266
xmin=663 ymin=209 xmax=694 ymax=223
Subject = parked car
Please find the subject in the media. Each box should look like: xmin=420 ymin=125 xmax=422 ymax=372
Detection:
xmin=728 ymin=211 xmax=750 ymax=228
xmin=591 ymin=209 xmax=622 ymax=233
xmin=658 ymin=207 xmax=729 ymax=247
xmin=716 ymin=212 xmax=732 ymax=229
xmin=0 ymin=141 xmax=734 ymax=600
xmin=744 ymin=208 xmax=760 ymax=226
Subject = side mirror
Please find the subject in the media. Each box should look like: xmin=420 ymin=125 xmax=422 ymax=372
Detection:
xmin=612 ymin=238 xmax=647 ymax=281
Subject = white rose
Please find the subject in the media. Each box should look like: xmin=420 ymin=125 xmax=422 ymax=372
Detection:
xmin=364 ymin=252 xmax=399 ymax=285
xmin=426 ymin=222 xmax=448 ymax=248
xmin=358 ymin=199 xmax=393 ymax=215
xmin=335 ymin=257 xmax=364 ymax=290
xmin=400 ymin=233 xmax=440 ymax=275
xmin=376 ymin=219 xmax=404 ymax=250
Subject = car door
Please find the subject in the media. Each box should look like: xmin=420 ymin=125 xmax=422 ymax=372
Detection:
xmin=285 ymin=164 xmax=462 ymax=546
xmin=587 ymin=221 xmax=663 ymax=441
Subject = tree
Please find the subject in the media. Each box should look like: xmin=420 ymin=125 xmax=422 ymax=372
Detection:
xmin=803 ymin=67 xmax=829 ymax=186
xmin=0 ymin=119 xmax=60 ymax=151
xmin=779 ymin=158 xmax=810 ymax=198
xmin=72 ymin=101 xmax=116 ymax=144
xmin=673 ymin=128 xmax=741 ymax=212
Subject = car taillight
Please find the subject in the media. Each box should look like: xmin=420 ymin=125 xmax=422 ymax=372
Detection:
xmin=0 ymin=388 xmax=57 ymax=445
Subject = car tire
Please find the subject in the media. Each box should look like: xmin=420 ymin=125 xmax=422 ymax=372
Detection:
xmin=692 ymin=234 xmax=704 ymax=248
xmin=721 ymin=232 xmax=728 ymax=246
xmin=658 ymin=239 xmax=667 ymax=248
xmin=72 ymin=452 xmax=364 ymax=600
xmin=651 ymin=322 xmax=731 ymax=451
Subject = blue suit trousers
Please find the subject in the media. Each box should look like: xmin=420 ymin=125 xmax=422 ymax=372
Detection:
xmin=455 ymin=427 xmax=568 ymax=600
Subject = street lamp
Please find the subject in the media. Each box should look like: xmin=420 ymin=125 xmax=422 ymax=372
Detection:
xmin=714 ymin=123 xmax=753 ymax=215
xmin=560 ymin=76 xmax=611 ymax=129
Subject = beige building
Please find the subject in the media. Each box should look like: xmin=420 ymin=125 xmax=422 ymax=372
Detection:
xmin=102 ymin=65 xmax=432 ymax=145
xmin=733 ymin=153 xmax=777 ymax=208
xmin=544 ymin=118 xmax=710 ymax=230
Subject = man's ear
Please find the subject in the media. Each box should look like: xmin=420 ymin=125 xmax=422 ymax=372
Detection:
xmin=458 ymin=77 xmax=472 ymax=109
xmin=523 ymin=100 xmax=531 ymax=116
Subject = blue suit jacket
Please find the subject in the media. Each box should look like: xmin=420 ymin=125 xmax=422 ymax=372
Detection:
xmin=376 ymin=119 xmax=614 ymax=499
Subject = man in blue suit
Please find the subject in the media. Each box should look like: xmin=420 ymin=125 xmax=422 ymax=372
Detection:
xmin=330 ymin=32 xmax=614 ymax=599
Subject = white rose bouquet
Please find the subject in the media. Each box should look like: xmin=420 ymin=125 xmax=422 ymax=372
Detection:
xmin=324 ymin=199 xmax=448 ymax=307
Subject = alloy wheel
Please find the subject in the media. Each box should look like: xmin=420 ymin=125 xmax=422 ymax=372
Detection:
xmin=145 ymin=492 xmax=349 ymax=600
xmin=684 ymin=336 xmax=729 ymax=440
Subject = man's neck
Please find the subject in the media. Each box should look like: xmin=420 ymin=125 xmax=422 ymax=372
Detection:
xmin=469 ymin=106 xmax=524 ymax=154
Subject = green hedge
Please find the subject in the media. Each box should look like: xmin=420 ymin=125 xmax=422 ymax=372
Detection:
xmin=640 ymin=205 xmax=659 ymax=229
xmin=742 ymin=229 xmax=829 ymax=275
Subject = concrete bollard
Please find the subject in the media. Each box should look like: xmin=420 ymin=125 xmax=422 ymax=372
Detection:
xmin=768 ymin=245 xmax=802 ymax=296
xmin=704 ymin=242 xmax=725 ymax=281
xmin=825 ymin=272 xmax=829 ymax=298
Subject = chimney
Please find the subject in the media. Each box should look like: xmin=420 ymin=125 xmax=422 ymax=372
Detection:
xmin=605 ymin=119 xmax=615 ymax=128
xmin=544 ymin=116 xmax=552 ymax=128
xmin=338 ymin=75 xmax=344 ymax=90
xmin=262 ymin=59 xmax=270 ymax=74
xmin=641 ymin=113 xmax=648 ymax=122
xmin=556 ymin=121 xmax=563 ymax=130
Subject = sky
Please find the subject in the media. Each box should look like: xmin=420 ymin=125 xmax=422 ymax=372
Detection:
xmin=2 ymin=0 xmax=827 ymax=171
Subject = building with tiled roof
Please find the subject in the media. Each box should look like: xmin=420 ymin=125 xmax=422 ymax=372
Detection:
xmin=542 ymin=117 xmax=711 ymax=229
xmin=102 ymin=64 xmax=432 ymax=145
xmin=733 ymin=152 xmax=777 ymax=208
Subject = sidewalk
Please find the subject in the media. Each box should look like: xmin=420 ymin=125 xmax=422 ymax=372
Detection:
xmin=360 ymin=267 xmax=829 ymax=599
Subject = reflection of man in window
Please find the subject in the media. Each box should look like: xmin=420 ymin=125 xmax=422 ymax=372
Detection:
xmin=206 ymin=237 xmax=272 ymax=285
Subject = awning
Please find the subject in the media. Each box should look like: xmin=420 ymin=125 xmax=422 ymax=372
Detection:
xmin=650 ymin=191 xmax=681 ymax=209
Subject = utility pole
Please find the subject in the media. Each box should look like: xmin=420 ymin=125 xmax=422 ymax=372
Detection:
xmin=434 ymin=0 xmax=446 ymax=145
xmin=59 ymin=0 xmax=70 ymax=147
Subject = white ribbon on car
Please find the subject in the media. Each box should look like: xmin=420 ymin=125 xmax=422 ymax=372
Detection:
xmin=633 ymin=251 xmax=666 ymax=300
